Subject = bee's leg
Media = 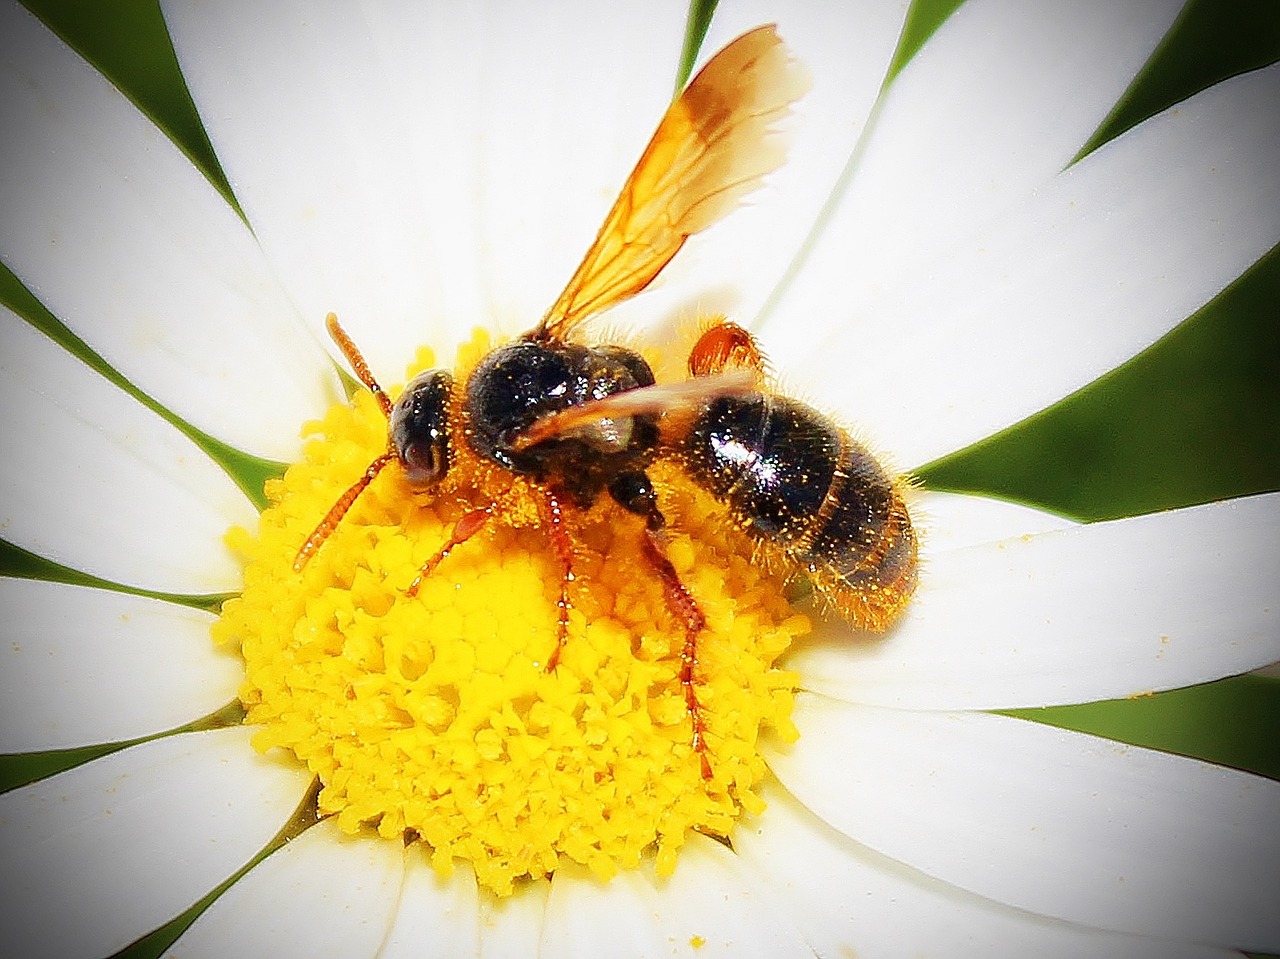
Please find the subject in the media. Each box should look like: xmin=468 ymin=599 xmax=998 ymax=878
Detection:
xmin=406 ymin=505 xmax=495 ymax=596
xmin=295 ymin=452 xmax=396 ymax=572
xmin=687 ymin=318 xmax=767 ymax=382
xmin=536 ymin=487 xmax=576 ymax=672
xmin=610 ymin=472 xmax=712 ymax=779
xmin=641 ymin=528 xmax=712 ymax=779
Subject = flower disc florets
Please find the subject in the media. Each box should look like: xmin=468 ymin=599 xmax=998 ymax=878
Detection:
xmin=215 ymin=330 xmax=808 ymax=895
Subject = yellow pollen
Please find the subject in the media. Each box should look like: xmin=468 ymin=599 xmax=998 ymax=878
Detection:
xmin=214 ymin=330 xmax=808 ymax=896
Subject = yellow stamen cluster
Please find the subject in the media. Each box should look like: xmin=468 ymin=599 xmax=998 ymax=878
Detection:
xmin=214 ymin=331 xmax=808 ymax=895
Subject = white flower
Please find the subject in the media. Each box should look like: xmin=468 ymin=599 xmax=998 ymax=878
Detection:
xmin=2 ymin=1 xmax=1279 ymax=958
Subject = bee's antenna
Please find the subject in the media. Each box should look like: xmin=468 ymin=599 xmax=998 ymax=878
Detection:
xmin=327 ymin=313 xmax=392 ymax=420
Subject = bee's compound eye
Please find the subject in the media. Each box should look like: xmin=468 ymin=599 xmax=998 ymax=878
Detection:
xmin=390 ymin=369 xmax=454 ymax=487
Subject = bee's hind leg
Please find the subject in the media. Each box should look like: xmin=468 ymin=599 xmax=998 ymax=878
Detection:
xmin=610 ymin=471 xmax=713 ymax=779
xmin=536 ymin=486 xmax=576 ymax=672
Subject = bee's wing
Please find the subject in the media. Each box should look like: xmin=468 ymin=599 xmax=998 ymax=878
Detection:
xmin=532 ymin=24 xmax=809 ymax=343
xmin=510 ymin=372 xmax=756 ymax=452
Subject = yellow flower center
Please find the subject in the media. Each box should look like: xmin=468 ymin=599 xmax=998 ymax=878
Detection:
xmin=214 ymin=330 xmax=808 ymax=896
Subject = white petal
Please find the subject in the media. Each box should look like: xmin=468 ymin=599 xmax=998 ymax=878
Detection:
xmin=378 ymin=850 xmax=480 ymax=959
xmin=0 ymin=306 xmax=255 ymax=593
xmin=0 ymin=727 xmax=310 ymax=959
xmin=736 ymin=779 xmax=1237 ymax=959
xmin=0 ymin=578 xmax=240 ymax=752
xmin=477 ymin=877 xmax=549 ymax=959
xmin=791 ymin=493 xmax=1280 ymax=710
xmin=914 ymin=490 xmax=1078 ymax=557
xmin=539 ymin=837 xmax=814 ymax=959
xmin=162 ymin=0 xmax=484 ymax=377
xmin=168 ymin=820 xmax=404 ymax=959
xmin=759 ymin=0 xmax=1181 ymax=349
xmin=635 ymin=835 xmax=812 ymax=958
xmin=602 ymin=0 xmax=911 ymax=340
xmin=778 ymin=62 xmax=1280 ymax=467
xmin=540 ymin=861 xmax=670 ymax=959
xmin=770 ymin=696 xmax=1280 ymax=951
xmin=462 ymin=2 xmax=687 ymax=339
xmin=162 ymin=1 xmax=686 ymax=382
xmin=0 ymin=3 xmax=336 ymax=459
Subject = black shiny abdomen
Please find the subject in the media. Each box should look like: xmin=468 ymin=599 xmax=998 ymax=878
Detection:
xmin=683 ymin=391 xmax=905 ymax=585
xmin=795 ymin=451 xmax=896 ymax=579
xmin=464 ymin=339 xmax=659 ymax=506
xmin=684 ymin=394 xmax=839 ymax=542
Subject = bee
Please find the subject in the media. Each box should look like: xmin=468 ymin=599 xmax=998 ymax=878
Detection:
xmin=295 ymin=25 xmax=917 ymax=776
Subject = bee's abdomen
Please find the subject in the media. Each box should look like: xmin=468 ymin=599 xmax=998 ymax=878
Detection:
xmin=684 ymin=393 xmax=839 ymax=541
xmin=684 ymin=393 xmax=917 ymax=630
xmin=796 ymin=448 xmax=917 ymax=629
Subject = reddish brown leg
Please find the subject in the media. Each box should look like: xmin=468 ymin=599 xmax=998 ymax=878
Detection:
xmin=406 ymin=506 xmax=495 ymax=597
xmin=537 ymin=488 xmax=576 ymax=671
xmin=405 ymin=487 xmax=575 ymax=673
xmin=294 ymin=453 xmax=395 ymax=571
xmin=641 ymin=529 xmax=712 ymax=779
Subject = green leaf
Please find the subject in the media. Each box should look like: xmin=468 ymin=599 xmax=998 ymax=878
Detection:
xmin=107 ymin=778 xmax=321 ymax=959
xmin=1005 ymin=675 xmax=1280 ymax=781
xmin=676 ymin=0 xmax=718 ymax=90
xmin=20 ymin=0 xmax=238 ymax=211
xmin=0 ymin=538 xmax=231 ymax=613
xmin=0 ymin=263 xmax=285 ymax=511
xmin=889 ymin=0 xmax=966 ymax=83
xmin=0 ymin=701 xmax=244 ymax=794
xmin=918 ymin=242 xmax=1280 ymax=520
xmin=1080 ymin=0 xmax=1280 ymax=158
